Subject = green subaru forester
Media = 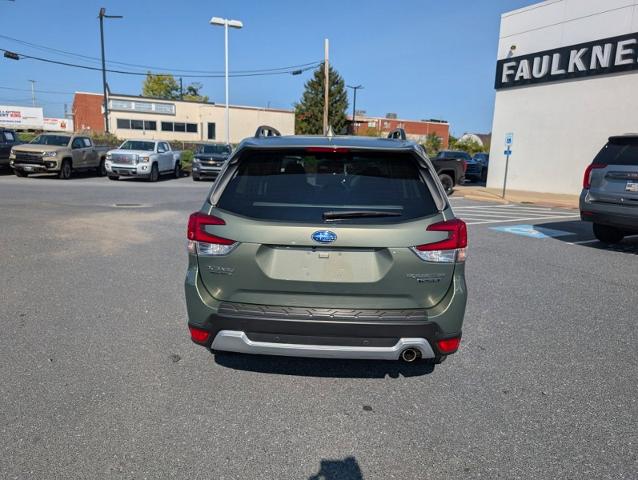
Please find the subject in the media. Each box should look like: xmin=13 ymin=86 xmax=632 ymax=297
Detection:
xmin=185 ymin=128 xmax=467 ymax=364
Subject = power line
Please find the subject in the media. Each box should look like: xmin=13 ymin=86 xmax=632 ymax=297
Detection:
xmin=0 ymin=34 xmax=320 ymax=75
xmin=1 ymin=47 xmax=319 ymax=78
xmin=0 ymin=85 xmax=74 ymax=95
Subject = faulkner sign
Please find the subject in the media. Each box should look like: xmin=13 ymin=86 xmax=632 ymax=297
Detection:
xmin=495 ymin=32 xmax=638 ymax=89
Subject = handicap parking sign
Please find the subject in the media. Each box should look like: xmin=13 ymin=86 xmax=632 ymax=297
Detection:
xmin=505 ymin=132 xmax=513 ymax=146
xmin=490 ymin=224 xmax=573 ymax=239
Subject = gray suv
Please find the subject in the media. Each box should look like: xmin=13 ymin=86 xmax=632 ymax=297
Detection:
xmin=185 ymin=128 xmax=468 ymax=364
xmin=580 ymin=135 xmax=638 ymax=243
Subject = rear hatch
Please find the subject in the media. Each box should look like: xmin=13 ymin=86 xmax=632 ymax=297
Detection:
xmin=194 ymin=147 xmax=461 ymax=310
xmin=588 ymin=136 xmax=638 ymax=206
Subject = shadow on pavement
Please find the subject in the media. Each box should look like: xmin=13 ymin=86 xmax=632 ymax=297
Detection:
xmin=213 ymin=352 xmax=434 ymax=378
xmin=534 ymin=219 xmax=638 ymax=254
xmin=308 ymin=457 xmax=364 ymax=480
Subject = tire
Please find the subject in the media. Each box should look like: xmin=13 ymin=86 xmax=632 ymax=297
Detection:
xmin=97 ymin=158 xmax=107 ymax=177
xmin=173 ymin=162 xmax=181 ymax=179
xmin=108 ymin=175 xmax=119 ymax=181
xmin=58 ymin=159 xmax=72 ymax=180
xmin=14 ymin=169 xmax=28 ymax=178
xmin=439 ymin=173 xmax=454 ymax=195
xmin=192 ymin=174 xmax=200 ymax=181
xmin=149 ymin=163 xmax=159 ymax=182
xmin=593 ymin=223 xmax=624 ymax=244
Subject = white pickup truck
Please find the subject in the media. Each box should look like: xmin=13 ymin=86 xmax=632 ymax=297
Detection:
xmin=105 ymin=139 xmax=182 ymax=182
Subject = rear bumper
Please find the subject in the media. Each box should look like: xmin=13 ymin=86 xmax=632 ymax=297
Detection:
xmin=185 ymin=264 xmax=466 ymax=360
xmin=580 ymin=192 xmax=638 ymax=232
xmin=210 ymin=330 xmax=437 ymax=360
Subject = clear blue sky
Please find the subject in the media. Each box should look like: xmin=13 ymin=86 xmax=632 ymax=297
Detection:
xmin=0 ymin=0 xmax=536 ymax=135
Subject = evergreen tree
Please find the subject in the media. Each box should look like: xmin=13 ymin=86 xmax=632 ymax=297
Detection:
xmin=295 ymin=63 xmax=348 ymax=134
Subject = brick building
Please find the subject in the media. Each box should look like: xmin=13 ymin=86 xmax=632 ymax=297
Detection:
xmin=348 ymin=115 xmax=449 ymax=147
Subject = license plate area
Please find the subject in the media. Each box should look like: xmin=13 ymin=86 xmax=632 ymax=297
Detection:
xmin=255 ymin=246 xmax=392 ymax=283
xmin=626 ymin=181 xmax=638 ymax=192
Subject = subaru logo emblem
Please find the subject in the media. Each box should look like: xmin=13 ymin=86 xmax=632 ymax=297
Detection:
xmin=311 ymin=230 xmax=337 ymax=244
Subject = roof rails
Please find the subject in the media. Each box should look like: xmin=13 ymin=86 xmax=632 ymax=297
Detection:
xmin=254 ymin=125 xmax=281 ymax=138
xmin=387 ymin=128 xmax=406 ymax=140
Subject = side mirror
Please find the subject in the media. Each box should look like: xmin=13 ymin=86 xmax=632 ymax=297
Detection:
xmin=157 ymin=147 xmax=165 ymax=153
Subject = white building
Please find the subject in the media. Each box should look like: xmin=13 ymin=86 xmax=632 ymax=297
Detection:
xmin=488 ymin=0 xmax=638 ymax=195
xmin=73 ymin=92 xmax=295 ymax=144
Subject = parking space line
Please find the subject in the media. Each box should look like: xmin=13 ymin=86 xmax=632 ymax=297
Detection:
xmin=456 ymin=210 xmax=576 ymax=218
xmin=466 ymin=214 xmax=580 ymax=225
xmin=567 ymin=239 xmax=600 ymax=245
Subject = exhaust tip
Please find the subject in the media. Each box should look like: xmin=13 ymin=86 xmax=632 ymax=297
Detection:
xmin=400 ymin=348 xmax=419 ymax=363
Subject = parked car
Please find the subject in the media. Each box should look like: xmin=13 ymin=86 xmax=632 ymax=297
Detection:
xmin=192 ymin=143 xmax=232 ymax=181
xmin=9 ymin=133 xmax=109 ymax=179
xmin=431 ymin=150 xmax=469 ymax=194
xmin=580 ymin=134 xmax=638 ymax=243
xmin=185 ymin=127 xmax=468 ymax=365
xmin=466 ymin=153 xmax=489 ymax=182
xmin=106 ymin=139 xmax=182 ymax=182
xmin=0 ymin=128 xmax=21 ymax=170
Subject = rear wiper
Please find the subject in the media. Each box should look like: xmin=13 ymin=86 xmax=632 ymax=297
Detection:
xmin=322 ymin=210 xmax=402 ymax=220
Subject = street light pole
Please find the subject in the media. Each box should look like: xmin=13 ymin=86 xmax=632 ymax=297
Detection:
xmin=28 ymin=80 xmax=36 ymax=106
xmin=98 ymin=7 xmax=122 ymax=135
xmin=210 ymin=16 xmax=243 ymax=145
xmin=347 ymin=84 xmax=363 ymax=135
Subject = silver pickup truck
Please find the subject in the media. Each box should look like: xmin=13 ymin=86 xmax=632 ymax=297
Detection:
xmin=106 ymin=139 xmax=182 ymax=182
xmin=10 ymin=133 xmax=110 ymax=179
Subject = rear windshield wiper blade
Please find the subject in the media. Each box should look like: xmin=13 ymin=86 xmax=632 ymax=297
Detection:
xmin=322 ymin=210 xmax=402 ymax=220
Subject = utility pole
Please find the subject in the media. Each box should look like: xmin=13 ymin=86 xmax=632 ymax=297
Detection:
xmin=323 ymin=38 xmax=329 ymax=135
xmin=28 ymin=80 xmax=35 ymax=106
xmin=347 ymin=84 xmax=363 ymax=134
xmin=98 ymin=7 xmax=123 ymax=134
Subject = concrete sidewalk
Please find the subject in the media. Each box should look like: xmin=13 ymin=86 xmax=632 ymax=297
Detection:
xmin=452 ymin=185 xmax=579 ymax=209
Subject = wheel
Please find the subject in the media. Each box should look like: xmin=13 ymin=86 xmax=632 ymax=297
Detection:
xmin=593 ymin=223 xmax=624 ymax=244
xmin=58 ymin=159 xmax=72 ymax=179
xmin=14 ymin=169 xmax=28 ymax=178
xmin=108 ymin=175 xmax=119 ymax=181
xmin=192 ymin=174 xmax=200 ymax=181
xmin=149 ymin=163 xmax=159 ymax=182
xmin=173 ymin=162 xmax=181 ymax=179
xmin=439 ymin=173 xmax=454 ymax=195
xmin=97 ymin=158 xmax=107 ymax=177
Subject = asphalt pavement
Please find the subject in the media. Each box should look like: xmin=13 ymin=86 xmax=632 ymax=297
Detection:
xmin=0 ymin=172 xmax=636 ymax=479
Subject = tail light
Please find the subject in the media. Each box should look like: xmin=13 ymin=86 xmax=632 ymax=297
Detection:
xmin=189 ymin=326 xmax=210 ymax=343
xmin=187 ymin=211 xmax=237 ymax=256
xmin=437 ymin=337 xmax=461 ymax=354
xmin=583 ymin=163 xmax=605 ymax=189
xmin=412 ymin=219 xmax=467 ymax=263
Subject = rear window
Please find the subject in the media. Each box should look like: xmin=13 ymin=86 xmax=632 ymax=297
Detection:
xmin=216 ymin=149 xmax=438 ymax=224
xmin=594 ymin=138 xmax=638 ymax=166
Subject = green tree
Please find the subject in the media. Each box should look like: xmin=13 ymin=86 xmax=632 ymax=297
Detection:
xmin=454 ymin=138 xmax=484 ymax=156
xmin=183 ymin=82 xmax=209 ymax=103
xmin=423 ymin=133 xmax=442 ymax=156
xmin=142 ymin=73 xmax=180 ymax=99
xmin=295 ymin=63 xmax=348 ymax=134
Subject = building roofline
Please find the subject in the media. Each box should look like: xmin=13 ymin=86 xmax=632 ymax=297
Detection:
xmin=73 ymin=91 xmax=294 ymax=114
xmin=348 ymin=115 xmax=449 ymax=125
xmin=501 ymin=0 xmax=561 ymax=19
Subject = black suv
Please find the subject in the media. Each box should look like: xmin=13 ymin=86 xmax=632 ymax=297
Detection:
xmin=431 ymin=150 xmax=469 ymax=193
xmin=0 ymin=128 xmax=20 ymax=170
